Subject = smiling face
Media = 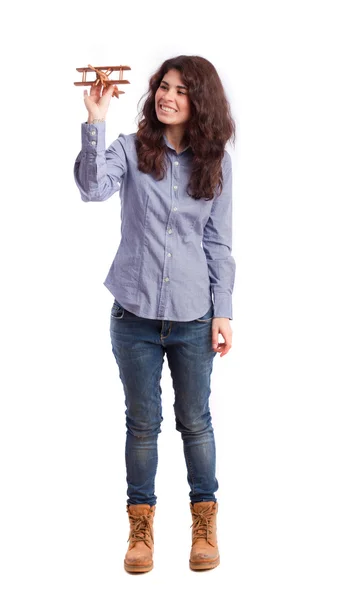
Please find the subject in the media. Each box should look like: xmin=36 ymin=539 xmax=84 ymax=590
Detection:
xmin=154 ymin=69 xmax=191 ymax=128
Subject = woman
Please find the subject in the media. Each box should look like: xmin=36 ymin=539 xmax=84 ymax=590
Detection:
xmin=74 ymin=55 xmax=236 ymax=573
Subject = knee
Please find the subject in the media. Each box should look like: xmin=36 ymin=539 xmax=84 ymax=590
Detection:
xmin=175 ymin=412 xmax=213 ymax=436
xmin=126 ymin=416 xmax=162 ymax=438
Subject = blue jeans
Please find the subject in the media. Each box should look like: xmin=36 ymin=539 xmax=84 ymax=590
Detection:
xmin=110 ymin=299 xmax=219 ymax=506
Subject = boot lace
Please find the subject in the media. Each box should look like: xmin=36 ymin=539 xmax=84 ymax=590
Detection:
xmin=128 ymin=514 xmax=153 ymax=548
xmin=191 ymin=506 xmax=214 ymax=544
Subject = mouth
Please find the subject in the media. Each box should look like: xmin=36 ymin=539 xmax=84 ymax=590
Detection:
xmin=159 ymin=103 xmax=177 ymax=114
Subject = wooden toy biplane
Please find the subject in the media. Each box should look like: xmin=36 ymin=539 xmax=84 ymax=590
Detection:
xmin=74 ymin=64 xmax=131 ymax=98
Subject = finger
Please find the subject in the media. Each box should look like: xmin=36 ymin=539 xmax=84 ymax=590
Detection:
xmin=103 ymin=84 xmax=114 ymax=97
xmin=220 ymin=343 xmax=232 ymax=356
xmin=212 ymin=325 xmax=219 ymax=350
xmin=212 ymin=334 xmax=218 ymax=350
xmin=90 ymin=83 xmax=101 ymax=96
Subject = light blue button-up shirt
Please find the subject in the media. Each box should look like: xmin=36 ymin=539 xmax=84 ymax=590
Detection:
xmin=74 ymin=122 xmax=236 ymax=321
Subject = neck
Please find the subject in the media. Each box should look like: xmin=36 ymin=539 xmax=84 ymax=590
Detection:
xmin=164 ymin=125 xmax=187 ymax=153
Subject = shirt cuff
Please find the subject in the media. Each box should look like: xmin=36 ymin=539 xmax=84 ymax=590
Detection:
xmin=81 ymin=121 xmax=106 ymax=153
xmin=212 ymin=292 xmax=233 ymax=320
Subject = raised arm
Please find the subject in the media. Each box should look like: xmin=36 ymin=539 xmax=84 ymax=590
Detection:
xmin=73 ymin=83 xmax=127 ymax=202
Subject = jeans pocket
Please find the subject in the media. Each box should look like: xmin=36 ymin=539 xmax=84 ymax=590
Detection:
xmin=111 ymin=300 xmax=125 ymax=320
xmin=194 ymin=305 xmax=214 ymax=322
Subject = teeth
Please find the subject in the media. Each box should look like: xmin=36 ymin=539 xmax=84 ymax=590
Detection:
xmin=161 ymin=105 xmax=176 ymax=113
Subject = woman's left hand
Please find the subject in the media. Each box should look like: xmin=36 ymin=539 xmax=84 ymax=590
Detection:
xmin=211 ymin=317 xmax=233 ymax=357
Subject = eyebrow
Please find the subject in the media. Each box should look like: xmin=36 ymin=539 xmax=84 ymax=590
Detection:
xmin=161 ymin=79 xmax=188 ymax=90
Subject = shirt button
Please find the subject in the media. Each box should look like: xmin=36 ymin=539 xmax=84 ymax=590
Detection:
xmin=167 ymin=253 xmax=172 ymax=257
xmin=90 ymin=130 xmax=96 ymax=136
xmin=168 ymin=228 xmax=173 ymax=234
xmin=173 ymin=185 xmax=178 ymax=190
xmin=174 ymin=161 xmax=179 ymax=166
xmin=164 ymin=277 xmax=169 ymax=282
xmin=173 ymin=207 xmax=178 ymax=211
xmin=90 ymin=140 xmax=96 ymax=146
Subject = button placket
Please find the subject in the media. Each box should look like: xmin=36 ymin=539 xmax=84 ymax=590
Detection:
xmin=163 ymin=157 xmax=179 ymax=290
xmin=160 ymin=154 xmax=181 ymax=315
xmin=172 ymin=159 xmax=179 ymax=213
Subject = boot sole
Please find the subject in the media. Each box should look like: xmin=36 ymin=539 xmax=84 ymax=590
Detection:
xmin=189 ymin=556 xmax=220 ymax=570
xmin=124 ymin=561 xmax=153 ymax=573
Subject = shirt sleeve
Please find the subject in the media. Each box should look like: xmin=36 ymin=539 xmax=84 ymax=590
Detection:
xmin=202 ymin=152 xmax=236 ymax=320
xmin=73 ymin=122 xmax=127 ymax=202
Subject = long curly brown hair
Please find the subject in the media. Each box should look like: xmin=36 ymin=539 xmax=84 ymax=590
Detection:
xmin=136 ymin=55 xmax=235 ymax=200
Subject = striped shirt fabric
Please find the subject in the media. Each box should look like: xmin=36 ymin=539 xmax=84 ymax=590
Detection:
xmin=74 ymin=122 xmax=236 ymax=321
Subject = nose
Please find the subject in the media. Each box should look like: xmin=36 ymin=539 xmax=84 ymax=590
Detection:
xmin=162 ymin=88 xmax=175 ymax=103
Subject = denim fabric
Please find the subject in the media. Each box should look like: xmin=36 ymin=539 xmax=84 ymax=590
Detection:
xmin=110 ymin=299 xmax=219 ymax=505
xmin=74 ymin=123 xmax=236 ymax=321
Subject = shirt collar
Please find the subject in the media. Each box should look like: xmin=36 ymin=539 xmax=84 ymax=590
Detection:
xmin=163 ymin=134 xmax=191 ymax=155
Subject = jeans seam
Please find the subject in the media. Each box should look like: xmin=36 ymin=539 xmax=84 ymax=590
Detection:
xmin=184 ymin=446 xmax=196 ymax=495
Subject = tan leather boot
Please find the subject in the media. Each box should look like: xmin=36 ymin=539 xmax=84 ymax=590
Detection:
xmin=124 ymin=504 xmax=155 ymax=573
xmin=189 ymin=501 xmax=220 ymax=570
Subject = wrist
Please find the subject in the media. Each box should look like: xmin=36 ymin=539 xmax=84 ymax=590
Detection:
xmin=87 ymin=117 xmax=106 ymax=124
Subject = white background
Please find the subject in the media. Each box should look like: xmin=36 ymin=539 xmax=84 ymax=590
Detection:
xmin=1 ymin=1 xmax=357 ymax=598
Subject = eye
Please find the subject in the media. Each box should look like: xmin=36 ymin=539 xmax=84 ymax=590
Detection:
xmin=159 ymin=84 xmax=168 ymax=90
